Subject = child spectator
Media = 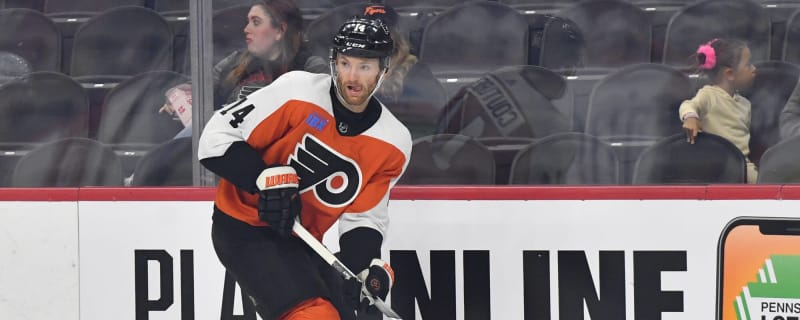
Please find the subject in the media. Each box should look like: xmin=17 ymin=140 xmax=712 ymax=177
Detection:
xmin=679 ymin=38 xmax=758 ymax=183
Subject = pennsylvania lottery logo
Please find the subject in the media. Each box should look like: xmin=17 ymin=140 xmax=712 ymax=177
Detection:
xmin=736 ymin=255 xmax=800 ymax=320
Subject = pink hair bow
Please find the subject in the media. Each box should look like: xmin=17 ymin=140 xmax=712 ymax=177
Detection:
xmin=697 ymin=39 xmax=717 ymax=70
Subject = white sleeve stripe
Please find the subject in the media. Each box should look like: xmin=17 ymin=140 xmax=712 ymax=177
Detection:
xmin=338 ymin=192 xmax=390 ymax=238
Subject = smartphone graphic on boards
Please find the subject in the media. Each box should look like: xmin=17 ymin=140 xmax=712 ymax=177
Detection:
xmin=717 ymin=217 xmax=800 ymax=320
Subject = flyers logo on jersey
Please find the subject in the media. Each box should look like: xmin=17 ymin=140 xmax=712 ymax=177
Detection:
xmin=289 ymin=134 xmax=362 ymax=208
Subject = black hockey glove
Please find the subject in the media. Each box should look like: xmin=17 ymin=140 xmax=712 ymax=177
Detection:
xmin=356 ymin=259 xmax=394 ymax=306
xmin=256 ymin=166 xmax=301 ymax=237
xmin=341 ymin=259 xmax=393 ymax=320
xmin=342 ymin=278 xmax=383 ymax=320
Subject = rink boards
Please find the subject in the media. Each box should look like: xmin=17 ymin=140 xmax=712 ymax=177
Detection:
xmin=2 ymin=185 xmax=800 ymax=320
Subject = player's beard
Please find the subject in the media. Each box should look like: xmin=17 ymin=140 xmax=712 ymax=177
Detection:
xmin=336 ymin=76 xmax=378 ymax=109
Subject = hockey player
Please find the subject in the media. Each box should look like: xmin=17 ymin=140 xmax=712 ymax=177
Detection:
xmin=198 ymin=13 xmax=411 ymax=320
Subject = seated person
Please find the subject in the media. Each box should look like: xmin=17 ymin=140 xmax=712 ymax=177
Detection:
xmin=362 ymin=4 xmax=447 ymax=139
xmin=159 ymin=0 xmax=327 ymax=140
xmin=781 ymin=79 xmax=800 ymax=140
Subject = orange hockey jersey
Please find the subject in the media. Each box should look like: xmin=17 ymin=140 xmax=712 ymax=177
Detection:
xmin=199 ymin=71 xmax=412 ymax=240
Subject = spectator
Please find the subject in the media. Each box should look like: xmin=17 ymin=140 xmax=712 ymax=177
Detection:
xmin=679 ymin=38 xmax=758 ymax=183
xmin=159 ymin=83 xmax=193 ymax=139
xmin=780 ymin=81 xmax=800 ymax=139
xmin=213 ymin=0 xmax=327 ymax=108
xmin=361 ymin=4 xmax=445 ymax=138
xmin=158 ymin=0 xmax=328 ymax=140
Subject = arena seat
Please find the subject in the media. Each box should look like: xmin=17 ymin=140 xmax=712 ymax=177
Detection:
xmin=399 ymin=134 xmax=496 ymax=185
xmin=509 ymin=132 xmax=620 ymax=185
xmin=633 ymin=133 xmax=747 ymax=184
xmin=757 ymin=134 xmax=800 ymax=183
xmin=131 ymin=137 xmax=192 ymax=186
xmin=12 ymin=137 xmax=123 ymax=187
xmin=743 ymin=61 xmax=800 ymax=166
xmin=0 ymin=8 xmax=61 ymax=72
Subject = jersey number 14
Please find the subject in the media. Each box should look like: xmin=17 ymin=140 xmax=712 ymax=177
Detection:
xmin=220 ymin=99 xmax=255 ymax=128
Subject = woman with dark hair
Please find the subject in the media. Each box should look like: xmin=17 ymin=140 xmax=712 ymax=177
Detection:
xmin=213 ymin=0 xmax=327 ymax=108
xmin=159 ymin=0 xmax=326 ymax=140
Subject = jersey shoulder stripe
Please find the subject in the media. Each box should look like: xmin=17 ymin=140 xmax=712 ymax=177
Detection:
xmin=198 ymin=71 xmax=332 ymax=160
xmin=363 ymin=103 xmax=412 ymax=163
xmin=242 ymin=71 xmax=334 ymax=139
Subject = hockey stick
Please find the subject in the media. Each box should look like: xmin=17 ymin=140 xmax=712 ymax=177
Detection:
xmin=292 ymin=219 xmax=403 ymax=319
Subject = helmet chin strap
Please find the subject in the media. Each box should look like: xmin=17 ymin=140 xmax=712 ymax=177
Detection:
xmin=330 ymin=54 xmax=390 ymax=111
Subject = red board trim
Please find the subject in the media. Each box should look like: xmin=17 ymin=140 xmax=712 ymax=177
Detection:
xmin=2 ymin=185 xmax=800 ymax=201
xmin=0 ymin=188 xmax=79 ymax=201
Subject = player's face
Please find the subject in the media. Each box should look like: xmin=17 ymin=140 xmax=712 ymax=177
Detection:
xmin=335 ymin=54 xmax=382 ymax=110
xmin=244 ymin=5 xmax=283 ymax=59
